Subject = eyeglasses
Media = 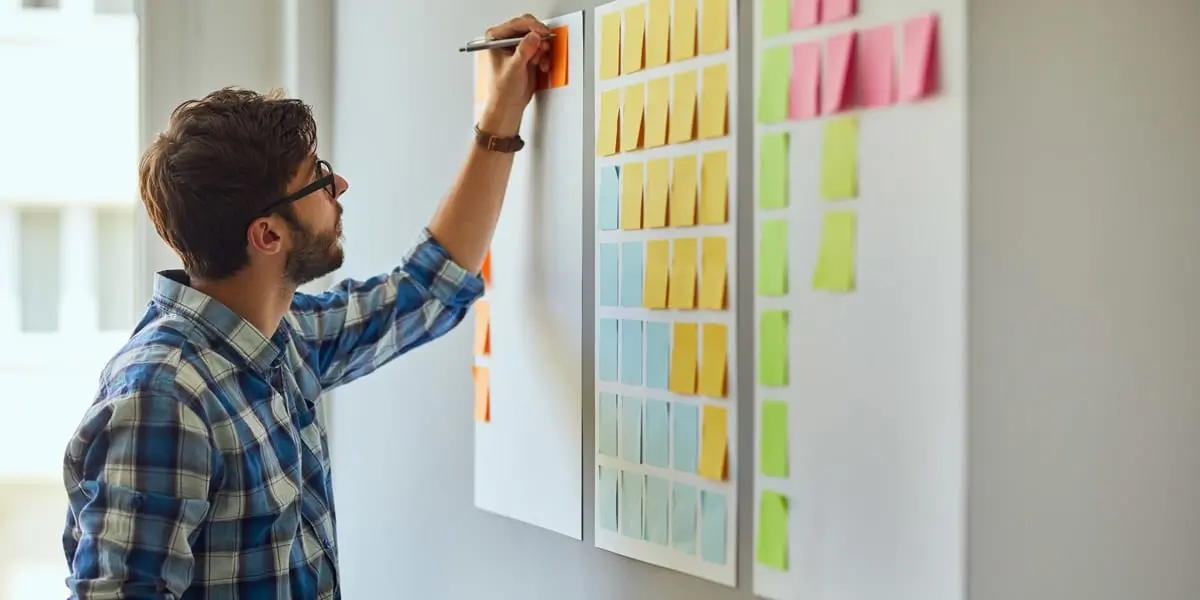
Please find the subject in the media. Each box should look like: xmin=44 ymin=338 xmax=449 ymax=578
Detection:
xmin=260 ymin=159 xmax=336 ymax=216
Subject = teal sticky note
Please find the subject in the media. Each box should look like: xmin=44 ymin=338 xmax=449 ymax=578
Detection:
xmin=671 ymin=482 xmax=697 ymax=554
xmin=644 ymin=399 xmax=670 ymax=467
xmin=598 ymin=318 xmax=619 ymax=382
xmin=700 ymin=490 xmax=727 ymax=564
xmin=644 ymin=475 xmax=669 ymax=546
xmin=620 ymin=241 xmax=643 ymax=307
xmin=672 ymin=403 xmax=699 ymax=473
xmin=599 ymin=243 xmax=620 ymax=307
xmin=598 ymin=392 xmax=618 ymax=456
xmin=620 ymin=470 xmax=644 ymax=539
xmin=598 ymin=466 xmax=618 ymax=531
xmin=644 ymin=321 xmax=670 ymax=390
xmin=599 ymin=165 xmax=620 ymax=230
xmin=620 ymin=319 xmax=643 ymax=385
xmin=620 ymin=396 xmax=642 ymax=463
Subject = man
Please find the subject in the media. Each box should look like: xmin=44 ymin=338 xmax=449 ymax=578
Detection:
xmin=59 ymin=14 xmax=551 ymax=599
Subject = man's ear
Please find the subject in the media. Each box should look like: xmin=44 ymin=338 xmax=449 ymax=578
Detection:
xmin=246 ymin=216 xmax=286 ymax=257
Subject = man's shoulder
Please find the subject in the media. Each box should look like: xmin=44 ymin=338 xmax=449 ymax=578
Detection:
xmin=97 ymin=310 xmax=215 ymax=402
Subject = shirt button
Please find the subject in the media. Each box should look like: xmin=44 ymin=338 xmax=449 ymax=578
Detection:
xmin=130 ymin=494 xmax=145 ymax=509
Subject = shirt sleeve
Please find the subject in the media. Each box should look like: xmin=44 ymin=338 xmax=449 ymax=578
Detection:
xmin=288 ymin=227 xmax=486 ymax=390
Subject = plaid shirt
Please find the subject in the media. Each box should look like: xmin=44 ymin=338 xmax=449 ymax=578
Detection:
xmin=62 ymin=229 xmax=484 ymax=599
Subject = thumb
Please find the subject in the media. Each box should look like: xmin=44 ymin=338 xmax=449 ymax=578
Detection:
xmin=506 ymin=32 xmax=541 ymax=67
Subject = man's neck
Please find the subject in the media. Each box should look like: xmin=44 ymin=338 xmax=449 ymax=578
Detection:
xmin=193 ymin=270 xmax=294 ymax=340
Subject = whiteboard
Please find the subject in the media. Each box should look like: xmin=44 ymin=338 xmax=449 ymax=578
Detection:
xmin=472 ymin=10 xmax=585 ymax=541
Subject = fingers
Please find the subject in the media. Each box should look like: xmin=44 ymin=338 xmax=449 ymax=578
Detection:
xmin=486 ymin=13 xmax=550 ymax=41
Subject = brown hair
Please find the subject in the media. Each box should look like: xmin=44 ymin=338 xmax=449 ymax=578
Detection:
xmin=139 ymin=87 xmax=318 ymax=280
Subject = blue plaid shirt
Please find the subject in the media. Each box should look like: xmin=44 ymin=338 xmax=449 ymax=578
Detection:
xmin=62 ymin=229 xmax=484 ymax=599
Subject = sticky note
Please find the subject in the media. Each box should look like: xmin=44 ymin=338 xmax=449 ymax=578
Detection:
xmin=599 ymin=318 xmax=620 ymax=382
xmin=599 ymin=392 xmax=619 ymax=456
xmin=474 ymin=53 xmax=492 ymax=104
xmin=473 ymin=366 xmax=489 ymax=421
xmin=759 ymin=219 xmax=788 ymax=296
xmin=473 ymin=299 xmax=490 ymax=355
xmin=644 ymin=158 xmax=669 ymax=228
xmin=481 ymin=250 xmax=491 ymax=286
xmin=822 ymin=0 xmax=855 ymax=22
xmin=620 ymin=396 xmax=643 ymax=463
xmin=900 ymin=13 xmax=940 ymax=102
xmin=762 ymin=0 xmax=789 ymax=37
xmin=621 ymin=162 xmax=644 ymax=229
xmin=601 ymin=11 xmax=622 ymax=79
xmin=600 ymin=243 xmax=620 ymax=306
xmin=645 ymin=322 xmax=671 ymax=390
xmin=699 ymin=404 xmax=727 ymax=480
xmin=698 ymin=236 xmax=727 ymax=309
xmin=698 ymin=323 xmax=727 ymax=397
xmin=621 ymin=241 xmax=644 ymax=307
xmin=669 ymin=322 xmax=698 ymax=394
xmin=644 ymin=475 xmax=669 ymax=545
xmin=645 ymin=77 xmax=670 ymax=149
xmin=759 ymin=310 xmax=788 ymax=386
xmin=758 ymin=45 xmax=790 ymax=124
xmin=670 ymin=156 xmax=697 ymax=226
xmin=813 ymin=210 xmax=857 ymax=292
xmin=668 ymin=71 xmax=697 ymax=144
xmin=598 ymin=89 xmax=621 ymax=156
xmin=671 ymin=482 xmax=698 ymax=554
xmin=700 ymin=490 xmax=727 ymax=564
xmin=671 ymin=0 xmax=697 ymax=62
xmin=761 ymin=400 xmax=788 ymax=476
xmin=698 ymin=63 xmax=728 ymax=139
xmin=668 ymin=238 xmax=697 ymax=309
xmin=599 ymin=165 xmax=620 ymax=230
xmin=548 ymin=26 xmax=569 ymax=88
xmin=621 ymin=470 xmax=644 ymax=538
xmin=858 ymin=24 xmax=896 ymax=107
xmin=792 ymin=0 xmax=820 ymax=28
xmin=760 ymin=132 xmax=789 ymax=209
xmin=820 ymin=115 xmax=858 ymax=200
xmin=643 ymin=239 xmax=670 ymax=308
xmin=621 ymin=83 xmax=645 ymax=152
xmin=699 ymin=0 xmax=728 ymax=55
xmin=647 ymin=0 xmax=670 ymax=68
xmin=672 ymin=403 xmax=699 ymax=473
xmin=621 ymin=319 xmax=644 ymax=385
xmin=790 ymin=41 xmax=821 ymax=119
xmin=622 ymin=4 xmax=646 ymax=74
xmin=757 ymin=490 xmax=789 ymax=570
xmin=699 ymin=150 xmax=727 ymax=224
xmin=599 ymin=466 xmax=618 ymax=531
xmin=644 ymin=399 xmax=670 ymax=467
xmin=824 ymin=31 xmax=857 ymax=114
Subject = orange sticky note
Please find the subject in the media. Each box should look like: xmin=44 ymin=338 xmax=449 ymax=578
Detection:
xmin=699 ymin=0 xmax=729 ymax=55
xmin=698 ymin=63 xmax=728 ymax=139
xmin=601 ymin=11 xmax=622 ymax=79
xmin=699 ymin=150 xmax=728 ymax=225
xmin=645 ymin=76 xmax=670 ymax=148
xmin=474 ymin=53 xmax=492 ymax=104
xmin=669 ymin=322 xmax=698 ymax=394
xmin=598 ymin=89 xmax=621 ymax=156
xmin=473 ymin=366 xmax=490 ymax=422
xmin=645 ymin=158 xmax=670 ymax=228
xmin=671 ymin=0 xmax=697 ymax=62
xmin=646 ymin=0 xmax=670 ymax=68
xmin=698 ymin=323 xmax=727 ymax=397
xmin=668 ymin=70 xmax=697 ymax=144
xmin=670 ymin=156 xmax=697 ymax=226
xmin=621 ymin=4 xmax=646 ymax=74
xmin=668 ymin=238 xmax=697 ymax=309
xmin=698 ymin=236 xmax=726 ymax=309
xmin=823 ymin=31 xmax=857 ymax=114
xmin=549 ymin=26 xmax=570 ymax=88
xmin=621 ymin=83 xmax=645 ymax=152
xmin=698 ymin=404 xmax=728 ymax=480
xmin=474 ymin=300 xmax=490 ymax=355
xmin=643 ymin=239 xmax=670 ymax=308
xmin=620 ymin=162 xmax=644 ymax=230
xmin=899 ymin=13 xmax=940 ymax=102
xmin=481 ymin=250 xmax=492 ymax=286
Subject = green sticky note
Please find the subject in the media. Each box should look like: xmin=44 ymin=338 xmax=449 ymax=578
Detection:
xmin=762 ymin=0 xmax=790 ymax=37
xmin=759 ymin=310 xmax=788 ymax=386
xmin=757 ymin=46 xmax=790 ymax=124
xmin=820 ymin=115 xmax=858 ymax=200
xmin=756 ymin=490 xmax=789 ymax=571
xmin=758 ymin=219 xmax=788 ymax=296
xmin=812 ymin=211 xmax=857 ymax=292
xmin=759 ymin=132 xmax=789 ymax=209
xmin=761 ymin=400 xmax=788 ymax=477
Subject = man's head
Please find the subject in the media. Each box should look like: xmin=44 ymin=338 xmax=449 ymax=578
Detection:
xmin=139 ymin=87 xmax=348 ymax=288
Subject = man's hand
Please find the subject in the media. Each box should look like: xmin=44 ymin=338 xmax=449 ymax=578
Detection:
xmin=480 ymin=14 xmax=552 ymax=136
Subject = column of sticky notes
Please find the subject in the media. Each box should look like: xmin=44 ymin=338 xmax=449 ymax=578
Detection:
xmin=471 ymin=55 xmax=493 ymax=423
xmin=594 ymin=0 xmax=739 ymax=586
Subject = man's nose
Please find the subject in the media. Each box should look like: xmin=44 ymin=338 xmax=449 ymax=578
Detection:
xmin=334 ymin=174 xmax=349 ymax=197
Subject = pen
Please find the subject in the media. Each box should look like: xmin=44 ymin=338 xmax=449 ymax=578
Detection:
xmin=459 ymin=33 xmax=555 ymax=53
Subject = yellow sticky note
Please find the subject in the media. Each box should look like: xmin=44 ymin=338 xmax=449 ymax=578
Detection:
xmin=699 ymin=150 xmax=728 ymax=225
xmin=820 ymin=115 xmax=859 ymax=200
xmin=621 ymin=162 xmax=644 ymax=230
xmin=601 ymin=11 xmax=622 ymax=79
xmin=645 ymin=77 xmax=670 ymax=149
xmin=699 ymin=0 xmax=729 ymax=55
xmin=671 ymin=0 xmax=697 ymax=62
xmin=668 ymin=71 xmax=698 ymax=144
xmin=621 ymin=83 xmax=645 ymax=153
xmin=670 ymin=156 xmax=697 ymax=226
xmin=643 ymin=239 xmax=670 ymax=308
xmin=598 ymin=89 xmax=621 ymax=156
xmin=647 ymin=0 xmax=670 ymax=68
xmin=698 ymin=323 xmax=727 ymax=398
xmin=698 ymin=404 xmax=728 ymax=480
xmin=669 ymin=322 xmax=698 ymax=394
xmin=699 ymin=236 xmax=726 ymax=309
xmin=645 ymin=158 xmax=669 ymax=228
xmin=812 ymin=211 xmax=857 ymax=292
xmin=621 ymin=4 xmax=646 ymax=75
xmin=668 ymin=237 xmax=697 ymax=309
xmin=699 ymin=63 xmax=728 ymax=139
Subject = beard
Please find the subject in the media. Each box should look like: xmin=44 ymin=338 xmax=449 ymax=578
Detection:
xmin=283 ymin=214 xmax=344 ymax=287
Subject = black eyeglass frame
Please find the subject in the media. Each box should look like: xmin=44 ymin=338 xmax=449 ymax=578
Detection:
xmin=259 ymin=159 xmax=336 ymax=217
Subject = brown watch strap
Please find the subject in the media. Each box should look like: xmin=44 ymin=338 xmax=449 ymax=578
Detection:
xmin=474 ymin=124 xmax=525 ymax=153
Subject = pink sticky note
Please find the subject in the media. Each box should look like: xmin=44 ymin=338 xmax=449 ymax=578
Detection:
xmin=900 ymin=13 xmax=940 ymax=102
xmin=858 ymin=24 xmax=896 ymax=107
xmin=791 ymin=0 xmax=820 ymax=29
xmin=789 ymin=42 xmax=821 ymax=119
xmin=822 ymin=31 xmax=856 ymax=114
xmin=822 ymin=0 xmax=855 ymax=23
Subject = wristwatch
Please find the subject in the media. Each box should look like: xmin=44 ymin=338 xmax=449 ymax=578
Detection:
xmin=474 ymin=123 xmax=525 ymax=153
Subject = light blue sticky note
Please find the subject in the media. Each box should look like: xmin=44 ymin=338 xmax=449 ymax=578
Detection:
xmin=599 ymin=243 xmax=620 ymax=307
xmin=620 ymin=470 xmax=644 ymax=539
xmin=644 ymin=399 xmax=670 ymax=468
xmin=620 ymin=397 xmax=642 ymax=463
xmin=598 ymin=392 xmax=618 ymax=456
xmin=620 ymin=319 xmax=643 ymax=385
xmin=671 ymin=482 xmax=698 ymax=554
xmin=644 ymin=475 xmax=669 ymax=546
xmin=672 ymin=403 xmax=699 ymax=474
xmin=620 ymin=241 xmax=644 ymax=307
xmin=598 ymin=319 xmax=619 ymax=382
xmin=598 ymin=466 xmax=618 ymax=531
xmin=599 ymin=165 xmax=620 ymax=230
xmin=644 ymin=322 xmax=671 ymax=390
xmin=700 ymin=490 xmax=727 ymax=565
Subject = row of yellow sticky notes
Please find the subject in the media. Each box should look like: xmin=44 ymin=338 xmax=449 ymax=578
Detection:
xmin=620 ymin=151 xmax=728 ymax=230
xmin=669 ymin=322 xmax=728 ymax=399
xmin=600 ymin=0 xmax=730 ymax=80
xmin=643 ymin=237 xmax=728 ymax=311
xmin=598 ymin=64 xmax=729 ymax=157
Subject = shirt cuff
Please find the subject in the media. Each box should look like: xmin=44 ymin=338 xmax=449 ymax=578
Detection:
xmin=401 ymin=228 xmax=486 ymax=308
